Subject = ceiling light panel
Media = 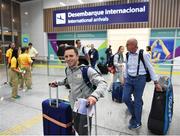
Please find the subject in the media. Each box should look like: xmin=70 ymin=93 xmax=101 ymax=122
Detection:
xmin=59 ymin=2 xmax=66 ymax=6
xmin=78 ymin=0 xmax=84 ymax=4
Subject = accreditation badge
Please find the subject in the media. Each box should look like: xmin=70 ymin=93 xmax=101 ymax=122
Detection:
xmin=76 ymin=74 xmax=82 ymax=79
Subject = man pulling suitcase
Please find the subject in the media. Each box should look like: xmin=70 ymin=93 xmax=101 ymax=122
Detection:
xmin=49 ymin=46 xmax=107 ymax=135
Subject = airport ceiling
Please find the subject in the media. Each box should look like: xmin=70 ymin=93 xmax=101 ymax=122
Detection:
xmin=15 ymin=0 xmax=149 ymax=5
xmin=15 ymin=0 xmax=114 ymax=4
xmin=15 ymin=0 xmax=34 ymax=2
xmin=15 ymin=0 xmax=149 ymax=3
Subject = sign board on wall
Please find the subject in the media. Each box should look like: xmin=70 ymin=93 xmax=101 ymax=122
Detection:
xmin=48 ymin=32 xmax=107 ymax=62
xmin=175 ymin=29 xmax=180 ymax=58
xmin=21 ymin=34 xmax=30 ymax=47
xmin=53 ymin=2 xmax=149 ymax=27
xmin=150 ymin=29 xmax=175 ymax=63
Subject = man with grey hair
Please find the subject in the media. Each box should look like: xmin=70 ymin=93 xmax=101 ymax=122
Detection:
xmin=123 ymin=38 xmax=162 ymax=130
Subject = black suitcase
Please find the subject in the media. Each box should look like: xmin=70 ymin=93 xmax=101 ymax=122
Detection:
xmin=73 ymin=98 xmax=98 ymax=136
xmin=97 ymin=63 xmax=108 ymax=74
xmin=148 ymin=76 xmax=173 ymax=135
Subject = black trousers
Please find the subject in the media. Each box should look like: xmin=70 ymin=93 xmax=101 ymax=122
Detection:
xmin=73 ymin=112 xmax=92 ymax=135
xmin=31 ymin=58 xmax=35 ymax=66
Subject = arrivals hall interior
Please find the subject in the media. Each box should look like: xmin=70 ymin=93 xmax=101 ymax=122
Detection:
xmin=0 ymin=0 xmax=180 ymax=135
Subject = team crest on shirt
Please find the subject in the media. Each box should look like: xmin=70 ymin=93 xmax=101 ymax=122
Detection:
xmin=76 ymin=74 xmax=82 ymax=79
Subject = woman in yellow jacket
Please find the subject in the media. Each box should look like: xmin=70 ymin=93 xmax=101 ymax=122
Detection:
xmin=6 ymin=42 xmax=15 ymax=86
xmin=10 ymin=48 xmax=22 ymax=99
xmin=18 ymin=47 xmax=33 ymax=90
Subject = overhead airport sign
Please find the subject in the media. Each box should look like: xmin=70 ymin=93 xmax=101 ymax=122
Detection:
xmin=53 ymin=2 xmax=148 ymax=27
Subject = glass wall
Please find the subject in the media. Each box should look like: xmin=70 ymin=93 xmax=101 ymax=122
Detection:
xmin=0 ymin=0 xmax=21 ymax=45
xmin=0 ymin=0 xmax=21 ymax=64
xmin=12 ymin=1 xmax=21 ymax=45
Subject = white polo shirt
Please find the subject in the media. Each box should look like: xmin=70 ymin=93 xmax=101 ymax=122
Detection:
xmin=29 ymin=47 xmax=38 ymax=58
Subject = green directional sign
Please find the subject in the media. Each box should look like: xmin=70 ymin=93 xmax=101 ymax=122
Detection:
xmin=22 ymin=34 xmax=30 ymax=47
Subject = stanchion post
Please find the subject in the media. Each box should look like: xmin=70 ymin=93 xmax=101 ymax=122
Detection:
xmin=2 ymin=53 xmax=8 ymax=83
xmin=170 ymin=59 xmax=173 ymax=80
xmin=47 ymin=56 xmax=49 ymax=76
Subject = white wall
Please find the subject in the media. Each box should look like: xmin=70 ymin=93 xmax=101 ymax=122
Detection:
xmin=107 ymin=28 xmax=150 ymax=54
xmin=21 ymin=0 xmax=45 ymax=56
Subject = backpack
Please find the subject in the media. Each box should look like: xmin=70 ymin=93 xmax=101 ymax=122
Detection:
xmin=126 ymin=49 xmax=151 ymax=82
xmin=108 ymin=54 xmax=118 ymax=67
xmin=65 ymin=66 xmax=98 ymax=90
xmin=107 ymin=53 xmax=120 ymax=74
xmin=82 ymin=47 xmax=85 ymax=55
xmin=64 ymin=77 xmax=70 ymax=89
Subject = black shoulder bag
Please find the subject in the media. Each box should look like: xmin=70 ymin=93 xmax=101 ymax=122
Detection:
xmin=138 ymin=49 xmax=151 ymax=82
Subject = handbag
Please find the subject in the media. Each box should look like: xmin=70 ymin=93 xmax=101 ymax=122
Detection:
xmin=107 ymin=66 xmax=116 ymax=74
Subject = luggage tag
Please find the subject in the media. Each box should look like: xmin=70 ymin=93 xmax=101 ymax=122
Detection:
xmin=73 ymin=98 xmax=95 ymax=117
xmin=158 ymin=76 xmax=169 ymax=91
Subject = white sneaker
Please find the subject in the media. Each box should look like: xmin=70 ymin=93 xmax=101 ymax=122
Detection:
xmin=0 ymin=97 xmax=4 ymax=101
xmin=22 ymin=89 xmax=26 ymax=92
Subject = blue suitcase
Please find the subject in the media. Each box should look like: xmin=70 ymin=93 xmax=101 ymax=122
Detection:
xmin=112 ymin=82 xmax=123 ymax=103
xmin=148 ymin=76 xmax=173 ymax=135
xmin=42 ymin=86 xmax=73 ymax=135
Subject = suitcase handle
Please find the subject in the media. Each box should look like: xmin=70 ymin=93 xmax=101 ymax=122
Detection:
xmin=48 ymin=85 xmax=59 ymax=108
xmin=86 ymin=104 xmax=97 ymax=136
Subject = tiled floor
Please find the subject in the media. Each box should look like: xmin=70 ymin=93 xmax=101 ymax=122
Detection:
xmin=0 ymin=66 xmax=180 ymax=135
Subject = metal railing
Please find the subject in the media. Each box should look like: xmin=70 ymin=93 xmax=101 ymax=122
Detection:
xmin=32 ymin=56 xmax=66 ymax=76
xmin=0 ymin=55 xmax=66 ymax=77
xmin=0 ymin=54 xmax=180 ymax=85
